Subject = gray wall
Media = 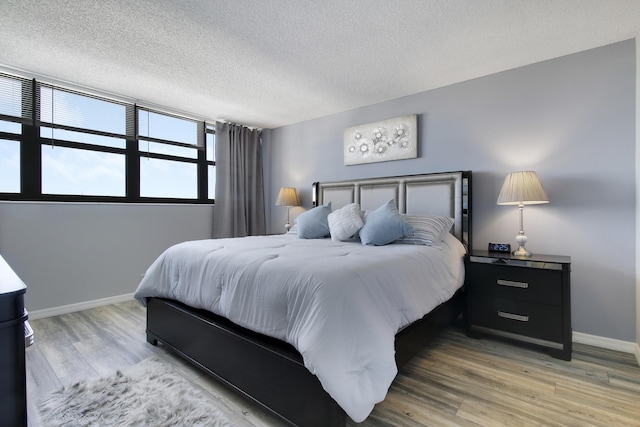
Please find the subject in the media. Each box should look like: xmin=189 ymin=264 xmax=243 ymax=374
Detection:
xmin=636 ymin=38 xmax=640 ymax=352
xmin=0 ymin=202 xmax=213 ymax=311
xmin=264 ymin=40 xmax=636 ymax=342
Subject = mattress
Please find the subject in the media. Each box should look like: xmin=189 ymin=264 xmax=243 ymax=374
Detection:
xmin=134 ymin=233 xmax=466 ymax=422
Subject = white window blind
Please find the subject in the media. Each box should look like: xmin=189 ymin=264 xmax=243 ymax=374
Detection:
xmin=36 ymin=83 xmax=133 ymax=139
xmin=138 ymin=108 xmax=205 ymax=150
xmin=0 ymin=73 xmax=33 ymax=124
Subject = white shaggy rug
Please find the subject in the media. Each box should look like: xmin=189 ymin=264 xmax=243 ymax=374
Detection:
xmin=38 ymin=358 xmax=232 ymax=426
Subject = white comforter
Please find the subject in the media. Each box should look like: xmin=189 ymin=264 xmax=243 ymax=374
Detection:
xmin=134 ymin=233 xmax=466 ymax=422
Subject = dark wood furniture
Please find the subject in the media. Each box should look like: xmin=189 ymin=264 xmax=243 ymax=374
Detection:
xmin=145 ymin=171 xmax=472 ymax=426
xmin=147 ymin=288 xmax=465 ymax=426
xmin=0 ymin=255 xmax=28 ymax=427
xmin=465 ymin=250 xmax=571 ymax=360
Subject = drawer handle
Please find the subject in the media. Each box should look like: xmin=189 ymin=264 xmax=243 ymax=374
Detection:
xmin=497 ymin=311 xmax=529 ymax=322
xmin=497 ymin=279 xmax=528 ymax=289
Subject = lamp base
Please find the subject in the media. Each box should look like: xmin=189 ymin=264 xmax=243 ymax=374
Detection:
xmin=512 ymin=246 xmax=532 ymax=257
xmin=513 ymin=234 xmax=531 ymax=257
xmin=284 ymin=206 xmax=292 ymax=232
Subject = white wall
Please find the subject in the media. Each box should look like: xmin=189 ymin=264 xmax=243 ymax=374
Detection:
xmin=264 ymin=40 xmax=636 ymax=342
xmin=0 ymin=202 xmax=213 ymax=311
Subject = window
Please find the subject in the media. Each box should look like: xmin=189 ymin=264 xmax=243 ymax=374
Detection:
xmin=138 ymin=108 xmax=203 ymax=199
xmin=0 ymin=72 xmax=214 ymax=203
xmin=41 ymin=146 xmax=126 ymax=197
xmin=36 ymin=84 xmax=130 ymax=197
xmin=0 ymin=121 xmax=21 ymax=134
xmin=38 ymin=85 xmax=128 ymax=137
xmin=0 ymin=139 xmax=20 ymax=193
xmin=0 ymin=74 xmax=31 ymax=124
xmin=138 ymin=109 xmax=198 ymax=146
xmin=0 ymin=73 xmax=31 ymax=194
xmin=206 ymin=124 xmax=216 ymax=199
xmin=140 ymin=158 xmax=197 ymax=199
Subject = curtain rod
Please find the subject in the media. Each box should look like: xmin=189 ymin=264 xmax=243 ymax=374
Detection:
xmin=215 ymin=119 xmax=262 ymax=131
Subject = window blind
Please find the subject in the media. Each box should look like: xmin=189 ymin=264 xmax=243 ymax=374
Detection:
xmin=137 ymin=107 xmax=204 ymax=148
xmin=0 ymin=73 xmax=33 ymax=124
xmin=36 ymin=82 xmax=134 ymax=139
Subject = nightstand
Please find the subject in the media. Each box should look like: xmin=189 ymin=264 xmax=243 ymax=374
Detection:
xmin=465 ymin=250 xmax=571 ymax=360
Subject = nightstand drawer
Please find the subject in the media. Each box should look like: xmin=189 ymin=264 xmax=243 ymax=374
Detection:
xmin=466 ymin=263 xmax=562 ymax=305
xmin=468 ymin=295 xmax=563 ymax=343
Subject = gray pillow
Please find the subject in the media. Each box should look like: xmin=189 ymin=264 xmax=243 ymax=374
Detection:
xmin=397 ymin=215 xmax=455 ymax=246
xmin=296 ymin=202 xmax=332 ymax=239
xmin=359 ymin=200 xmax=414 ymax=246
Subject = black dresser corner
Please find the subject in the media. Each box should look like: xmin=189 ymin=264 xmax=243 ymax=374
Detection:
xmin=0 ymin=255 xmax=28 ymax=427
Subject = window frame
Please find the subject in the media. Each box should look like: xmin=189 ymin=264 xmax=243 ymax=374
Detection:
xmin=0 ymin=75 xmax=215 ymax=204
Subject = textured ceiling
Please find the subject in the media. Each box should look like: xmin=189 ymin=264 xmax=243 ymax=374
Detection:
xmin=1 ymin=0 xmax=640 ymax=129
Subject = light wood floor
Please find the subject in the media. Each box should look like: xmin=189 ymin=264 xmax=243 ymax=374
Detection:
xmin=26 ymin=300 xmax=640 ymax=426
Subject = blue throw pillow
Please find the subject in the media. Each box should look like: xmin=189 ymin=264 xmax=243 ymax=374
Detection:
xmin=359 ymin=200 xmax=414 ymax=246
xmin=296 ymin=202 xmax=332 ymax=239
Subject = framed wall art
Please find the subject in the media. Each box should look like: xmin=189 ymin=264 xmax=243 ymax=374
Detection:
xmin=344 ymin=114 xmax=417 ymax=165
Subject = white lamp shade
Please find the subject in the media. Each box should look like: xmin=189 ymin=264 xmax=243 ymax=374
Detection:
xmin=275 ymin=187 xmax=301 ymax=206
xmin=497 ymin=171 xmax=549 ymax=205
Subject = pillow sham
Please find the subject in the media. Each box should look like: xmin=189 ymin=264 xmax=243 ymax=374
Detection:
xmin=328 ymin=203 xmax=364 ymax=241
xmin=359 ymin=200 xmax=414 ymax=246
xmin=296 ymin=202 xmax=332 ymax=239
xmin=397 ymin=214 xmax=455 ymax=246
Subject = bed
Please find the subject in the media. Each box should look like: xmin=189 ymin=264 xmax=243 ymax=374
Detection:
xmin=135 ymin=171 xmax=472 ymax=426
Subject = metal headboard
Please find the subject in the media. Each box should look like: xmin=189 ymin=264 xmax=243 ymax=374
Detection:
xmin=313 ymin=171 xmax=472 ymax=249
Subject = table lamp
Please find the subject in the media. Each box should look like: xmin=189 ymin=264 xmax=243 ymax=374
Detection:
xmin=497 ymin=171 xmax=549 ymax=256
xmin=275 ymin=187 xmax=301 ymax=231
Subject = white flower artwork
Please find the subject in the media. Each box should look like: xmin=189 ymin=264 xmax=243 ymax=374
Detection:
xmin=344 ymin=114 xmax=417 ymax=165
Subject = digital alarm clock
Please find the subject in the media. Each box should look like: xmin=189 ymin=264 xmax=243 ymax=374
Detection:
xmin=488 ymin=242 xmax=511 ymax=253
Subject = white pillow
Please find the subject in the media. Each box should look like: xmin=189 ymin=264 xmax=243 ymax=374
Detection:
xmin=328 ymin=203 xmax=364 ymax=241
xmin=397 ymin=214 xmax=454 ymax=246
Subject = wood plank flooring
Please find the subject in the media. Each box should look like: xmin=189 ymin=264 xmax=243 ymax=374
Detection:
xmin=25 ymin=300 xmax=640 ymax=426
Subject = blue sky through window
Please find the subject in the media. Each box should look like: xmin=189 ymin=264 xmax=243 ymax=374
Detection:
xmin=40 ymin=87 xmax=126 ymax=135
xmin=0 ymin=139 xmax=20 ymax=193
xmin=41 ymin=146 xmax=126 ymax=196
xmin=1 ymin=77 xmax=213 ymax=200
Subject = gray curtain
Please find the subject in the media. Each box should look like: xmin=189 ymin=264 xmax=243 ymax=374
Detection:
xmin=212 ymin=122 xmax=265 ymax=238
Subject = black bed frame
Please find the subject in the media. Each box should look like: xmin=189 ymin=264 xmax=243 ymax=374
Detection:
xmin=145 ymin=171 xmax=472 ymax=426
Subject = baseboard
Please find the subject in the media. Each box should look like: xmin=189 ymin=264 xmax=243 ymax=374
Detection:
xmin=635 ymin=343 xmax=640 ymax=367
xmin=573 ymin=331 xmax=638 ymax=355
xmin=28 ymin=293 xmax=136 ymax=320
